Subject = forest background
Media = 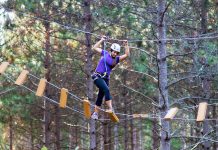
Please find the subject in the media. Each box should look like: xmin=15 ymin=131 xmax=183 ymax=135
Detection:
xmin=0 ymin=0 xmax=218 ymax=150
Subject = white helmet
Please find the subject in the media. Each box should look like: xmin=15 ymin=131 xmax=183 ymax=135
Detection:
xmin=110 ymin=43 xmax=120 ymax=53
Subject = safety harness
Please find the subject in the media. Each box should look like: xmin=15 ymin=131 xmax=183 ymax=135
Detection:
xmin=92 ymin=41 xmax=118 ymax=81
xmin=92 ymin=41 xmax=108 ymax=80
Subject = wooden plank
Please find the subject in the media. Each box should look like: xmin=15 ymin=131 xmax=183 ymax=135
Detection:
xmin=164 ymin=107 xmax=179 ymax=121
xmin=83 ymin=100 xmax=91 ymax=119
xmin=0 ymin=101 xmax=3 ymax=109
xmin=59 ymin=88 xmax=68 ymax=108
xmin=196 ymin=102 xmax=208 ymax=122
xmin=35 ymin=78 xmax=47 ymax=97
xmin=106 ymin=110 xmax=119 ymax=122
xmin=15 ymin=70 xmax=29 ymax=85
xmin=0 ymin=62 xmax=9 ymax=74
xmin=133 ymin=114 xmax=148 ymax=118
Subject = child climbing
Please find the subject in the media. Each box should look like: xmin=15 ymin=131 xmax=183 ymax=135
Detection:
xmin=91 ymin=36 xmax=130 ymax=120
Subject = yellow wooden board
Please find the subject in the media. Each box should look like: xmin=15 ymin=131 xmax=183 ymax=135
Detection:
xmin=36 ymin=78 xmax=47 ymax=97
xmin=164 ymin=107 xmax=179 ymax=121
xmin=59 ymin=88 xmax=68 ymax=108
xmin=15 ymin=70 xmax=29 ymax=85
xmin=106 ymin=110 xmax=119 ymax=122
xmin=0 ymin=62 xmax=9 ymax=74
xmin=196 ymin=102 xmax=208 ymax=122
xmin=83 ymin=100 xmax=91 ymax=119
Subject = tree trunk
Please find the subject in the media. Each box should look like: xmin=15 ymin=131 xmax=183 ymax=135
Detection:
xmin=202 ymin=78 xmax=211 ymax=149
xmin=75 ymin=126 xmax=79 ymax=148
xmin=200 ymin=0 xmax=208 ymax=34
xmin=200 ymin=1 xmax=211 ymax=149
xmin=80 ymin=124 xmax=84 ymax=150
xmin=114 ymin=124 xmax=118 ymax=150
xmin=152 ymin=118 xmax=160 ymax=149
xmin=30 ymin=120 xmax=34 ymax=150
xmin=138 ymin=119 xmax=143 ymax=150
xmin=9 ymin=116 xmax=13 ymax=150
xmin=104 ymin=122 xmax=108 ymax=150
xmin=82 ymin=0 xmax=95 ymax=149
xmin=69 ymin=126 xmax=73 ymax=150
xmin=90 ymin=120 xmax=96 ymax=150
xmin=195 ymin=109 xmax=202 ymax=148
xmin=43 ymin=15 xmax=52 ymax=148
xmin=104 ymin=121 xmax=112 ymax=150
xmin=215 ymin=0 xmax=218 ymax=20
xmin=130 ymin=102 xmax=135 ymax=150
xmin=132 ymin=127 xmax=137 ymax=150
xmin=157 ymin=0 xmax=170 ymax=150
xmin=100 ymin=115 xmax=104 ymax=150
xmin=54 ymin=106 xmax=61 ymax=150
xmin=108 ymin=123 xmax=112 ymax=150
xmin=124 ymin=111 xmax=129 ymax=149
xmin=212 ymin=106 xmax=218 ymax=150
xmin=122 ymin=70 xmax=129 ymax=150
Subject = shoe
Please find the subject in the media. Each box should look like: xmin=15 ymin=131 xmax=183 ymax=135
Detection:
xmin=91 ymin=112 xmax=98 ymax=120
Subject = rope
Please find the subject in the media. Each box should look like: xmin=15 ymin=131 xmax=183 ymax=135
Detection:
xmin=0 ymin=87 xmax=17 ymax=95
xmin=2 ymin=72 xmax=84 ymax=116
xmin=27 ymin=73 xmax=83 ymax=102
xmin=3 ymin=63 xmax=218 ymax=122
xmin=2 ymin=7 xmax=218 ymax=43
xmin=1 ymin=71 xmax=113 ymax=121
xmin=1 ymin=7 xmax=218 ymax=121
xmin=3 ymin=71 xmax=218 ymax=122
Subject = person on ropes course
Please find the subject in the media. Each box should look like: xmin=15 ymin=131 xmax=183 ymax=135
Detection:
xmin=91 ymin=36 xmax=130 ymax=120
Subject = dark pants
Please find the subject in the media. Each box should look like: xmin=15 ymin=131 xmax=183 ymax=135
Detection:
xmin=94 ymin=77 xmax=111 ymax=107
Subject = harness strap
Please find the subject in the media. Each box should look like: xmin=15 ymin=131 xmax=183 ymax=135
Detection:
xmin=95 ymin=72 xmax=107 ymax=78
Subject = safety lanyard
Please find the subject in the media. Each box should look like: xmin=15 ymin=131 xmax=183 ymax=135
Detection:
xmin=94 ymin=41 xmax=107 ymax=78
xmin=103 ymin=41 xmax=107 ymax=75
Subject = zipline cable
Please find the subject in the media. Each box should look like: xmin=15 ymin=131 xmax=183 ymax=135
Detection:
xmin=3 ymin=7 xmax=218 ymax=43
xmin=2 ymin=7 xmax=218 ymax=62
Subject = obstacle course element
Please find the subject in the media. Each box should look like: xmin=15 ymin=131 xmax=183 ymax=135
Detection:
xmin=0 ymin=62 xmax=9 ymax=74
xmin=59 ymin=88 xmax=68 ymax=108
xmin=132 ymin=114 xmax=148 ymax=118
xmin=164 ymin=107 xmax=179 ymax=121
xmin=83 ymin=100 xmax=91 ymax=119
xmin=107 ymin=110 xmax=119 ymax=122
xmin=15 ymin=70 xmax=29 ymax=85
xmin=196 ymin=102 xmax=208 ymax=122
xmin=36 ymin=78 xmax=47 ymax=97
xmin=2 ymin=62 xmax=213 ymax=123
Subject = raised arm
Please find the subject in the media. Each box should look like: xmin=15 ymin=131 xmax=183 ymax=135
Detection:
xmin=92 ymin=36 xmax=106 ymax=54
xmin=119 ymin=40 xmax=130 ymax=62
